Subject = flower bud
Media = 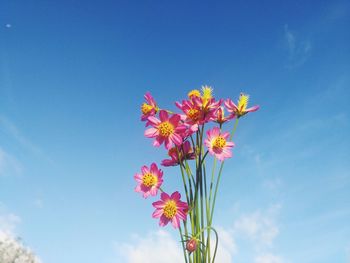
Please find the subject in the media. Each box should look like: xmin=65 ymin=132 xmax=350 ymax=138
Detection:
xmin=186 ymin=238 xmax=198 ymax=253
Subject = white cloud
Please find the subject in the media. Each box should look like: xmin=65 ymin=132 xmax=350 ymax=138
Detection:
xmin=233 ymin=204 xmax=281 ymax=249
xmin=255 ymin=253 xmax=285 ymax=263
xmin=212 ymin=226 xmax=237 ymax=263
xmin=0 ymin=212 xmax=21 ymax=239
xmin=116 ymin=230 xmax=183 ymax=263
xmin=116 ymin=227 xmax=237 ymax=263
xmin=284 ymin=25 xmax=312 ymax=68
xmin=116 ymin=205 xmax=286 ymax=262
xmin=0 ymin=148 xmax=22 ymax=177
xmin=0 ymin=208 xmax=41 ymax=263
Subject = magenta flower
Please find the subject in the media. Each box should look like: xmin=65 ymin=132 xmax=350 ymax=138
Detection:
xmin=161 ymin=141 xmax=196 ymax=167
xmin=175 ymin=99 xmax=203 ymax=130
xmin=141 ymin=92 xmax=158 ymax=122
xmin=214 ymin=106 xmax=234 ymax=125
xmin=204 ymin=127 xmax=235 ymax=161
xmin=144 ymin=110 xmax=186 ymax=150
xmin=134 ymin=163 xmax=163 ymax=198
xmin=224 ymin=93 xmax=259 ymax=118
xmin=152 ymin=191 xmax=188 ymax=229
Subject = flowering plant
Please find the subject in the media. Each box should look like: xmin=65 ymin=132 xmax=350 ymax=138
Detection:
xmin=134 ymin=86 xmax=259 ymax=262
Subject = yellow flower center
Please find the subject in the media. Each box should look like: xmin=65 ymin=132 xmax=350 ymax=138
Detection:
xmin=213 ymin=136 xmax=226 ymax=149
xmin=237 ymin=93 xmax=249 ymax=113
xmin=163 ymin=200 xmax=177 ymax=219
xmin=188 ymin=89 xmax=201 ymax=98
xmin=158 ymin=121 xmax=174 ymax=137
xmin=142 ymin=173 xmax=158 ymax=187
xmin=141 ymin=103 xmax=153 ymax=114
xmin=187 ymin=108 xmax=200 ymax=120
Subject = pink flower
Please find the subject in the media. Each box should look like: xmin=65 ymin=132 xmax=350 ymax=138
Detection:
xmin=145 ymin=110 xmax=187 ymax=150
xmin=214 ymin=106 xmax=234 ymax=125
xmin=141 ymin=92 xmax=158 ymax=122
xmin=224 ymin=93 xmax=259 ymax=118
xmin=152 ymin=191 xmax=188 ymax=229
xmin=175 ymin=99 xmax=203 ymax=130
xmin=134 ymin=163 xmax=163 ymax=198
xmin=161 ymin=141 xmax=196 ymax=167
xmin=204 ymin=127 xmax=235 ymax=161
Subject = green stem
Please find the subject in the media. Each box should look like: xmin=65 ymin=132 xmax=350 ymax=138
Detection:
xmin=210 ymin=118 xmax=239 ymax=224
xmin=179 ymin=226 xmax=188 ymax=263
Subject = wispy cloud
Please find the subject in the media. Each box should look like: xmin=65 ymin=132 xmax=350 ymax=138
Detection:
xmin=116 ymin=204 xmax=285 ymax=262
xmin=0 ymin=205 xmax=21 ymax=239
xmin=233 ymin=204 xmax=281 ymax=250
xmin=284 ymin=25 xmax=312 ymax=68
xmin=0 ymin=116 xmax=54 ymax=164
xmin=115 ymin=230 xmax=184 ymax=263
xmin=0 ymin=116 xmax=41 ymax=155
xmin=115 ymin=228 xmax=237 ymax=263
xmin=255 ymin=253 xmax=286 ymax=263
xmin=0 ymin=147 xmax=22 ymax=177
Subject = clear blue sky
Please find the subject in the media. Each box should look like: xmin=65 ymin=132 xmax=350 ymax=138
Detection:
xmin=1 ymin=0 xmax=349 ymax=262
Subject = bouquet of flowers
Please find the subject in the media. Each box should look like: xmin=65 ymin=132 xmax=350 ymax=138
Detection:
xmin=134 ymin=86 xmax=259 ymax=263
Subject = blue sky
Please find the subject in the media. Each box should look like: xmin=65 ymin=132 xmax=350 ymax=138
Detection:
xmin=0 ymin=0 xmax=349 ymax=262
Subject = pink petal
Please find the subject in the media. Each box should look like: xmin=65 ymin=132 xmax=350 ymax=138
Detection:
xmin=169 ymin=114 xmax=180 ymax=125
xmin=165 ymin=137 xmax=173 ymax=150
xmin=246 ymin=105 xmax=260 ymax=112
xmin=171 ymin=191 xmax=181 ymax=201
xmin=134 ymin=185 xmax=141 ymax=193
xmin=147 ymin=116 xmax=161 ymax=126
xmin=152 ymin=208 xmax=163 ymax=218
xmin=176 ymin=209 xmax=187 ymax=220
xmin=152 ymin=200 xmax=165 ymax=209
xmin=171 ymin=133 xmax=183 ymax=146
xmin=161 ymin=192 xmax=170 ymax=201
xmin=150 ymin=187 xmax=158 ymax=196
xmin=141 ymin=166 xmax=149 ymax=174
xmin=145 ymin=128 xmax=158 ymax=138
xmin=159 ymin=110 xmax=168 ymax=122
xmin=159 ymin=215 xmax=170 ymax=227
xmin=153 ymin=137 xmax=164 ymax=147
xmin=150 ymin=163 xmax=158 ymax=174
xmin=172 ymin=216 xmax=180 ymax=229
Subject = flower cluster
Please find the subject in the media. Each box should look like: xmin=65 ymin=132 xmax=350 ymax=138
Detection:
xmin=133 ymin=86 xmax=259 ymax=262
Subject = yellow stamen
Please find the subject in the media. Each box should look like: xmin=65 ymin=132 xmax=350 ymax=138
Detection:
xmin=158 ymin=121 xmax=174 ymax=137
xmin=142 ymin=173 xmax=158 ymax=187
xmin=213 ymin=136 xmax=226 ymax=149
xmin=201 ymin=85 xmax=213 ymax=100
xmin=187 ymin=108 xmax=200 ymax=121
xmin=163 ymin=200 xmax=177 ymax=219
xmin=141 ymin=103 xmax=153 ymax=115
xmin=188 ymin=89 xmax=201 ymax=98
xmin=237 ymin=93 xmax=249 ymax=113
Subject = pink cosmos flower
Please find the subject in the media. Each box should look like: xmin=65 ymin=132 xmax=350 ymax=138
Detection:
xmin=204 ymin=127 xmax=235 ymax=161
xmin=134 ymin=163 xmax=163 ymax=198
xmin=141 ymin=92 xmax=158 ymax=122
xmin=161 ymin=141 xmax=196 ymax=167
xmin=152 ymin=191 xmax=188 ymax=229
xmin=224 ymin=93 xmax=259 ymax=118
xmin=175 ymin=99 xmax=203 ymax=131
xmin=214 ymin=106 xmax=234 ymax=125
xmin=145 ymin=110 xmax=187 ymax=150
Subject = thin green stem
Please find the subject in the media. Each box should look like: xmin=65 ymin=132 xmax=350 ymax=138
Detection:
xmin=210 ymin=118 xmax=239 ymax=224
xmin=179 ymin=226 xmax=188 ymax=263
